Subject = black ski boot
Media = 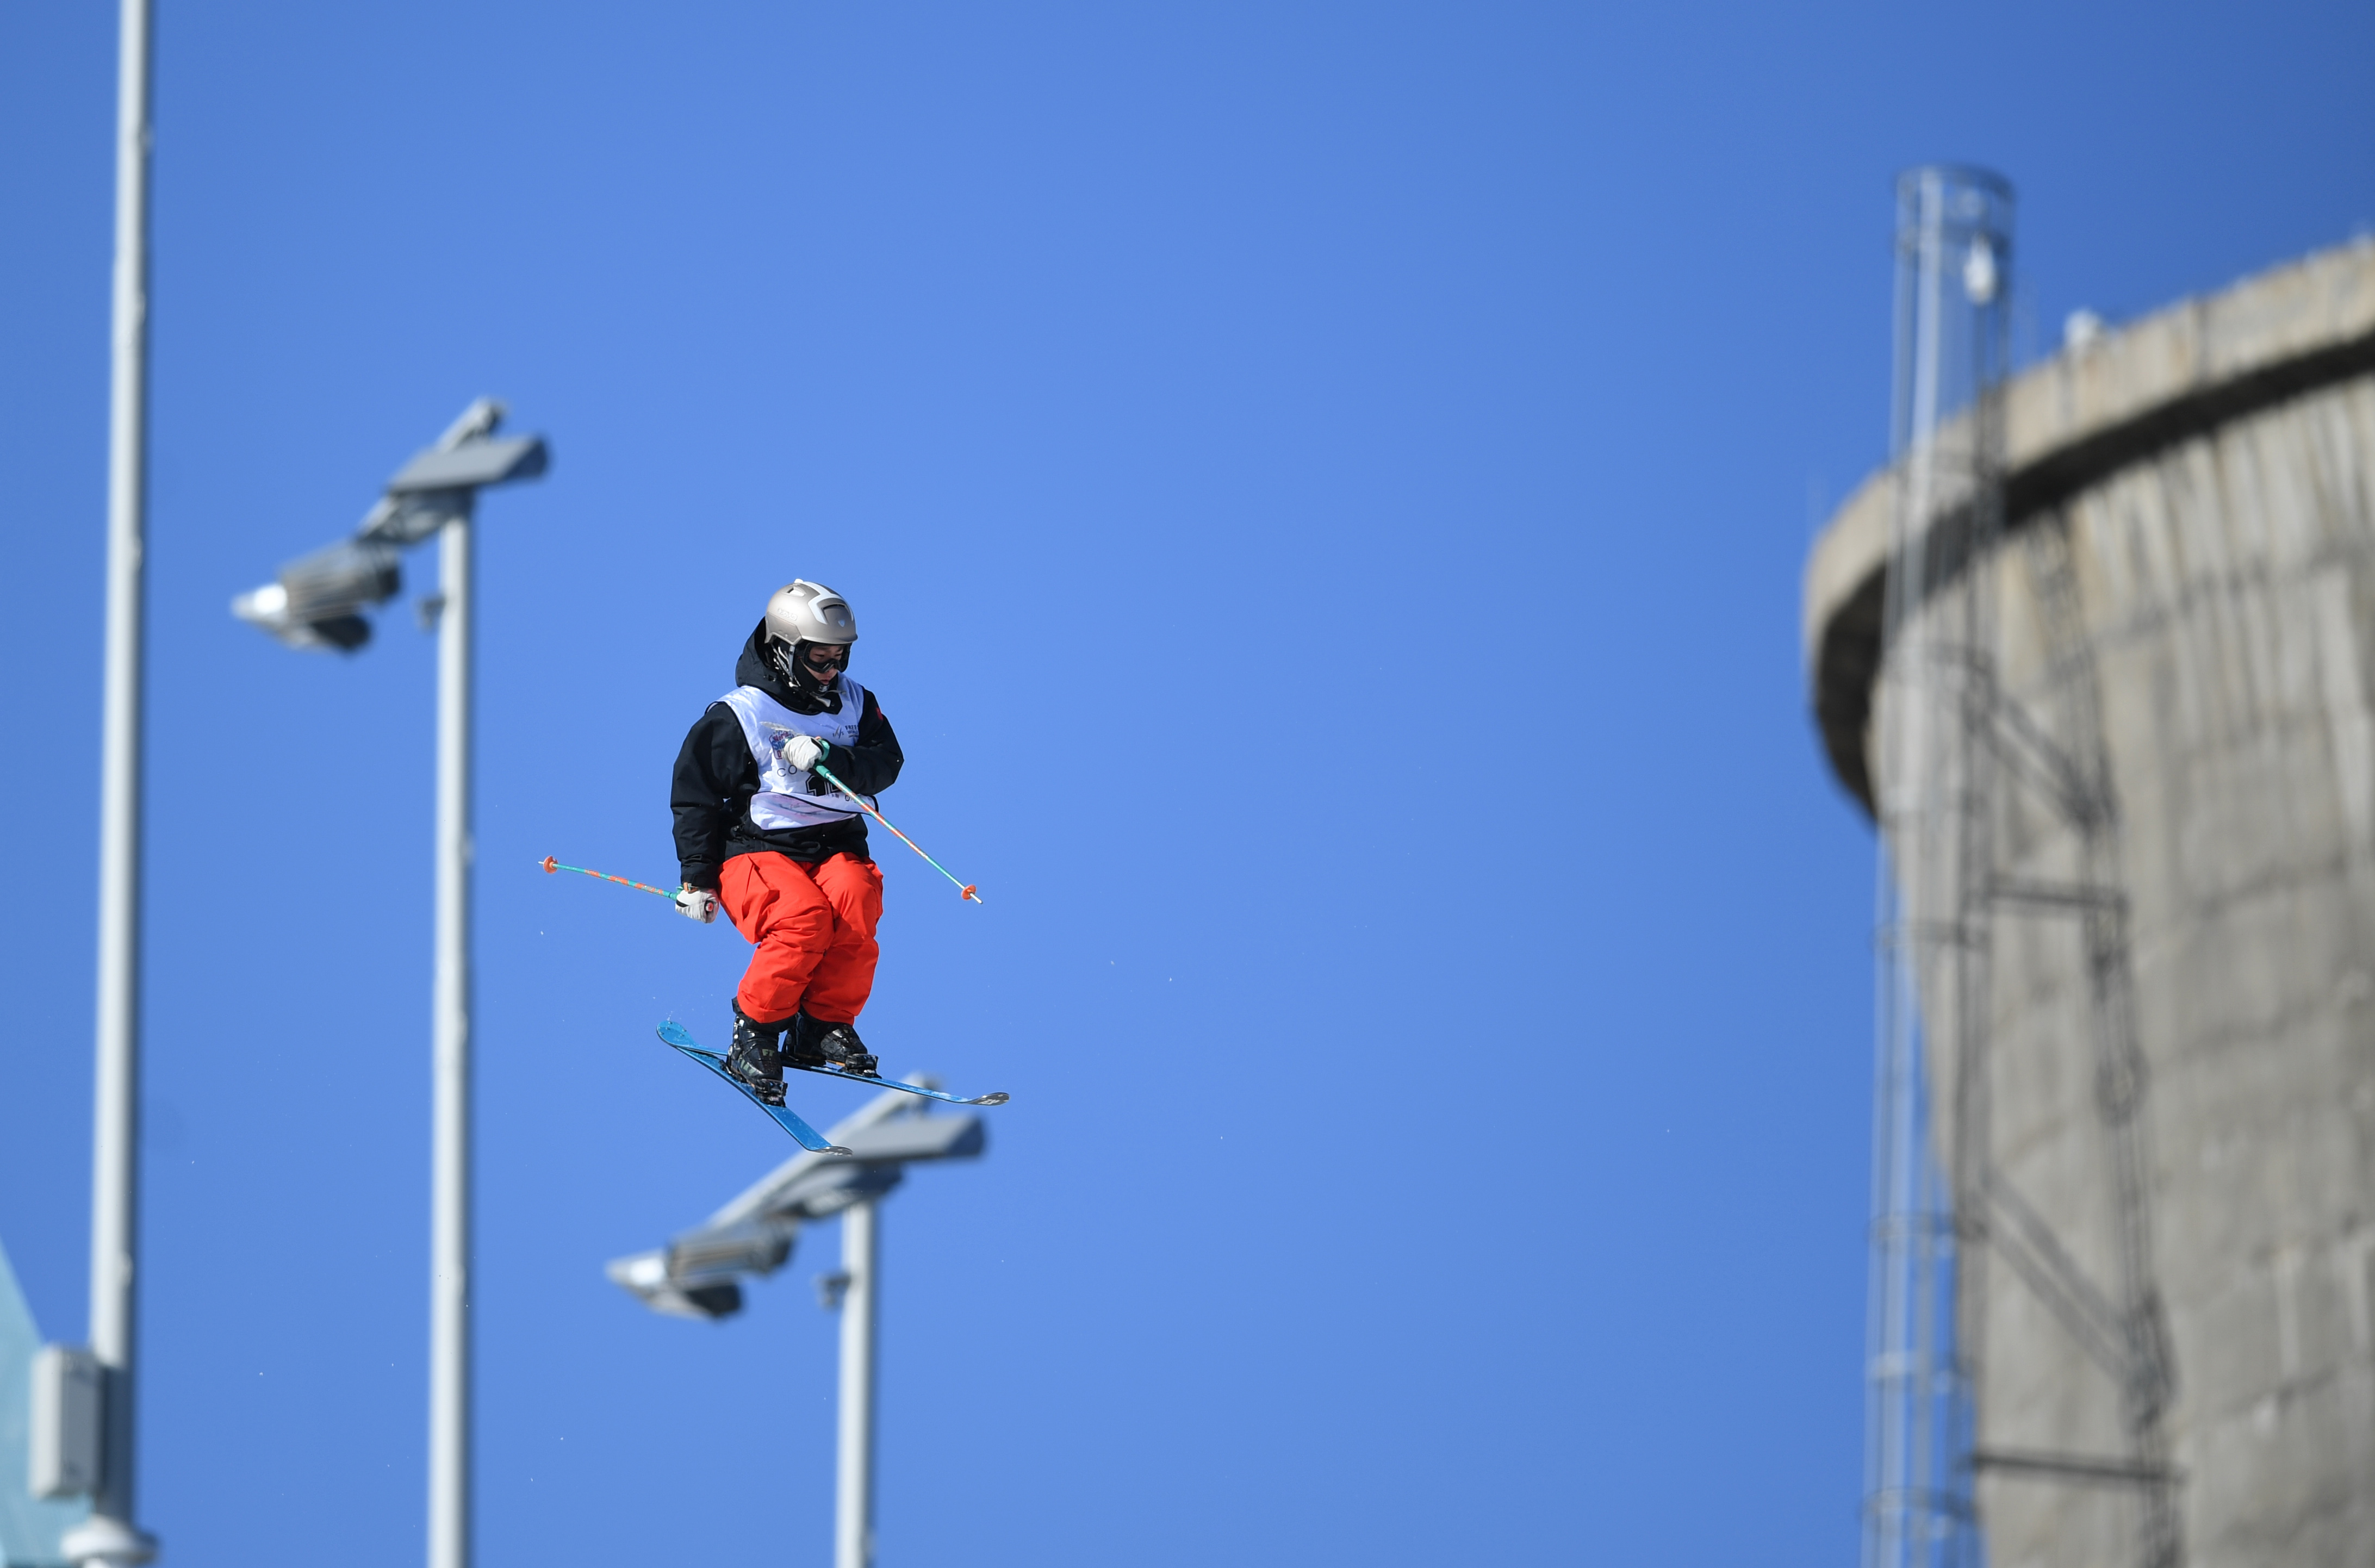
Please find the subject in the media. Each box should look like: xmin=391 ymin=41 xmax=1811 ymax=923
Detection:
xmin=791 ymin=1013 xmax=879 ymax=1078
xmin=724 ymin=1006 xmax=788 ymax=1106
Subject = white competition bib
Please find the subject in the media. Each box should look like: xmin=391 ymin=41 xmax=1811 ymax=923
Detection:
xmin=718 ymin=680 xmax=876 ymax=832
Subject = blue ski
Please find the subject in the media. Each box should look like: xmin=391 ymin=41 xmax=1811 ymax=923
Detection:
xmin=782 ymin=1057 xmax=1010 ymax=1108
xmin=657 ymin=1021 xmax=850 ymax=1155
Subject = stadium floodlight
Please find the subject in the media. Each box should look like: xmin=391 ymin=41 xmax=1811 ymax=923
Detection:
xmin=384 ymin=434 xmax=548 ymax=496
xmin=607 ymin=1088 xmax=983 ymax=1318
xmin=231 ymin=539 xmax=402 ymax=650
xmin=608 ymin=1083 xmax=986 ymax=1568
xmin=230 ymin=396 xmax=548 ymax=1568
xmin=606 ymin=1224 xmax=791 ymax=1321
xmin=231 ymin=399 xmax=545 ymax=652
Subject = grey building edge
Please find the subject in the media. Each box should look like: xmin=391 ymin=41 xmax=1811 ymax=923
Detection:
xmin=1803 ymin=237 xmax=2375 ymax=811
xmin=0 ymin=1240 xmax=88 ymax=1568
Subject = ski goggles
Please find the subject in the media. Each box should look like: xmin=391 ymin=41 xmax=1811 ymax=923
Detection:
xmin=798 ymin=642 xmax=849 ymax=671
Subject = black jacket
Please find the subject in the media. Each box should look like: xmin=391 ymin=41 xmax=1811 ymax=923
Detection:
xmin=670 ymin=623 xmax=905 ymax=888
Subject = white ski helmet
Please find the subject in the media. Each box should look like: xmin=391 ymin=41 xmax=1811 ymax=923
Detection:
xmin=763 ymin=580 xmax=858 ymax=693
xmin=765 ymin=579 xmax=858 ymax=647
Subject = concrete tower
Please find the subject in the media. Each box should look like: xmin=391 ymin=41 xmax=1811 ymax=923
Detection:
xmin=1806 ymin=239 xmax=2375 ymax=1565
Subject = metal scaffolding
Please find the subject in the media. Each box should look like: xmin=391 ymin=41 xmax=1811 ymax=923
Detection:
xmin=1995 ymin=513 xmax=2181 ymax=1565
xmin=1863 ymin=165 xmax=2182 ymax=1568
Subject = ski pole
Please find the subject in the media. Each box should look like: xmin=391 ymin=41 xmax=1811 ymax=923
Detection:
xmin=812 ymin=761 xmax=983 ymax=904
xmin=538 ymin=855 xmax=677 ymax=901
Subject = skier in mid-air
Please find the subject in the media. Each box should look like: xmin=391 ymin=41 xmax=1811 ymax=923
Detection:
xmin=670 ymin=580 xmax=904 ymax=1105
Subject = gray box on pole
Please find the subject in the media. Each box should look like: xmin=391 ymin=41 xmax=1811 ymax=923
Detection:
xmin=30 ymin=1347 xmax=102 ymax=1501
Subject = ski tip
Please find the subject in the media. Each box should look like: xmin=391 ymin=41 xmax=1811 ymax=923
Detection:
xmin=972 ymin=1091 xmax=1011 ymax=1106
xmin=827 ymin=1145 xmax=854 ymax=1158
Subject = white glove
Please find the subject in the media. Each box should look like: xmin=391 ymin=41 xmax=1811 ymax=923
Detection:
xmin=675 ymin=885 xmax=718 ymax=924
xmin=783 ymin=732 xmax=830 ymax=773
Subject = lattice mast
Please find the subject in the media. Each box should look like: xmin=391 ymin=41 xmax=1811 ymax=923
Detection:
xmin=1864 ymin=165 xmax=2015 ymax=1568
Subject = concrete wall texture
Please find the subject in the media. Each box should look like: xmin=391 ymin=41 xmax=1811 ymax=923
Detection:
xmin=1805 ymin=240 xmax=2375 ymax=1566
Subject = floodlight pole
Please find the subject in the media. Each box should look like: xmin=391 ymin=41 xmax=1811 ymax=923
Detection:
xmin=428 ymin=508 xmax=475 ymax=1568
xmin=66 ymin=0 xmax=160 ymax=1563
xmin=835 ymin=1201 xmax=880 ymax=1568
xmin=226 ymin=399 xmax=538 ymax=1568
xmin=608 ymin=1089 xmax=988 ymax=1565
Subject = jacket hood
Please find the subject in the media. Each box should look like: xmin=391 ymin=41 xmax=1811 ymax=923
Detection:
xmin=735 ymin=619 xmax=842 ymax=714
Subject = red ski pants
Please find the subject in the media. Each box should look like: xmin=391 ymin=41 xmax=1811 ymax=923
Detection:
xmin=719 ymin=852 xmax=885 ymax=1026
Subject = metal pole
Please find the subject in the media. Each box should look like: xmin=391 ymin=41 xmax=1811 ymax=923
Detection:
xmin=835 ymin=1201 xmax=879 ymax=1568
xmin=65 ymin=1 xmax=158 ymax=1563
xmin=427 ymin=512 xmax=475 ymax=1568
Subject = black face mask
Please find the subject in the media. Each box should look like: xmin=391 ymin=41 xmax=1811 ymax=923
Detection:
xmin=772 ymin=638 xmax=849 ymax=694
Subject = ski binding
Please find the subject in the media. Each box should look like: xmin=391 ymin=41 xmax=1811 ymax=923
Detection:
xmin=657 ymin=1021 xmax=850 ymax=1155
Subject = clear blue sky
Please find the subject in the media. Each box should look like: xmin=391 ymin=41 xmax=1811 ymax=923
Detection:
xmin=2 ymin=3 xmax=2368 ymax=1564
